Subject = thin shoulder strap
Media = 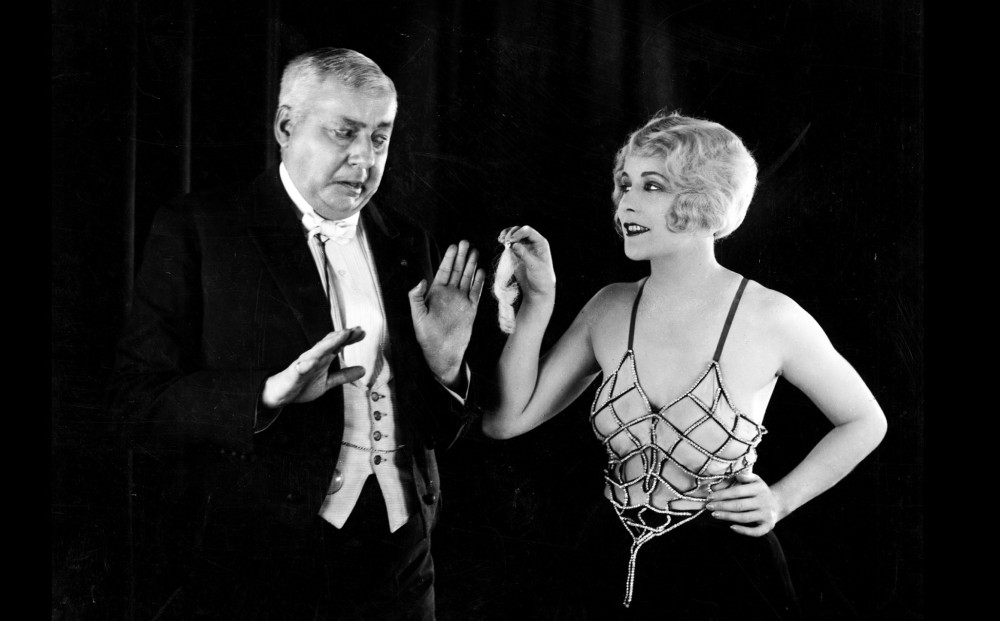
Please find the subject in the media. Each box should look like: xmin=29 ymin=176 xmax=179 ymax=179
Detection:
xmin=627 ymin=278 xmax=648 ymax=351
xmin=712 ymin=277 xmax=750 ymax=362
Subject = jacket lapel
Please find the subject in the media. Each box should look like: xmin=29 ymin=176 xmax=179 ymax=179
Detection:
xmin=245 ymin=169 xmax=334 ymax=347
xmin=243 ymin=169 xmax=430 ymax=367
xmin=361 ymin=201 xmax=432 ymax=351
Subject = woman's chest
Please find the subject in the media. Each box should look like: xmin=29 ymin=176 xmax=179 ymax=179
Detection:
xmin=589 ymin=314 xmax=780 ymax=427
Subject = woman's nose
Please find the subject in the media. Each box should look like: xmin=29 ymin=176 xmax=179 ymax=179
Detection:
xmin=617 ymin=194 xmax=636 ymax=217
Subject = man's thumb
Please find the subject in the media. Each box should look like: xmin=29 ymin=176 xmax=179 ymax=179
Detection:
xmin=408 ymin=279 xmax=428 ymax=315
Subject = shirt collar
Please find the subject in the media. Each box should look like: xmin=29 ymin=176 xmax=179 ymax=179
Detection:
xmin=279 ymin=162 xmax=362 ymax=231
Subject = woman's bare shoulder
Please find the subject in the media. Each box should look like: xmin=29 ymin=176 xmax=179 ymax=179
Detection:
xmin=587 ymin=280 xmax=643 ymax=310
xmin=575 ymin=280 xmax=644 ymax=327
xmin=741 ymin=279 xmax=822 ymax=338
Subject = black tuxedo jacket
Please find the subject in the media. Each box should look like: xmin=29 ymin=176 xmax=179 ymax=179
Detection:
xmin=110 ymin=168 xmax=476 ymax=544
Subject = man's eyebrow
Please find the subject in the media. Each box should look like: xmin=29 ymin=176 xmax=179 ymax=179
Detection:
xmin=333 ymin=116 xmax=394 ymax=130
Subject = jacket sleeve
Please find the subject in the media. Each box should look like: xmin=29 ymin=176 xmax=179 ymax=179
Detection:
xmin=108 ymin=203 xmax=269 ymax=454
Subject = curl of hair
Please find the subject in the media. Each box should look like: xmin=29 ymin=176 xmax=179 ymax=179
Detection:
xmin=611 ymin=111 xmax=758 ymax=239
xmin=279 ymin=47 xmax=397 ymax=121
xmin=492 ymin=245 xmax=521 ymax=334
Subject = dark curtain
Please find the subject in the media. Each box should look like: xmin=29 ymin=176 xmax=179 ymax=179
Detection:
xmin=52 ymin=1 xmax=922 ymax=619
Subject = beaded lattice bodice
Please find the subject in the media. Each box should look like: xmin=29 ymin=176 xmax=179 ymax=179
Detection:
xmin=589 ymin=276 xmax=766 ymax=607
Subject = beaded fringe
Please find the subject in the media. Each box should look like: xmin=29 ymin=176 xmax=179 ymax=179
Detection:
xmin=623 ymin=541 xmax=642 ymax=607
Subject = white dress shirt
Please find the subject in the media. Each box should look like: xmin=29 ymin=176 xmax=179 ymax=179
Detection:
xmin=280 ymin=163 xmax=415 ymax=532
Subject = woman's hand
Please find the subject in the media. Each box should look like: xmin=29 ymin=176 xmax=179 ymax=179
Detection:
xmin=497 ymin=225 xmax=556 ymax=300
xmin=705 ymin=471 xmax=785 ymax=537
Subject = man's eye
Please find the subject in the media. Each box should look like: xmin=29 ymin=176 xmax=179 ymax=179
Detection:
xmin=373 ymin=135 xmax=389 ymax=148
xmin=332 ymin=129 xmax=354 ymax=139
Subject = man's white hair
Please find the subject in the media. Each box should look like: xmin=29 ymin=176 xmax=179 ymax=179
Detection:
xmin=278 ymin=47 xmax=396 ymax=120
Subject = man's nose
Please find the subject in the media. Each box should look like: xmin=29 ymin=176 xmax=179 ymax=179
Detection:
xmin=348 ymin=136 xmax=376 ymax=168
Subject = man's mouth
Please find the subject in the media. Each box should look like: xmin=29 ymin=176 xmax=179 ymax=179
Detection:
xmin=337 ymin=180 xmax=365 ymax=195
xmin=623 ymin=223 xmax=650 ymax=237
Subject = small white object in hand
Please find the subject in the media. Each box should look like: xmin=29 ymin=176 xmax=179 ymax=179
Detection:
xmin=492 ymin=242 xmax=520 ymax=334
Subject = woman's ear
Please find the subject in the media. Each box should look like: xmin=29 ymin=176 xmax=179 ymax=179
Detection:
xmin=274 ymin=105 xmax=294 ymax=147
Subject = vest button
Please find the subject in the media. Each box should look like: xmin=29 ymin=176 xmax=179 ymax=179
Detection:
xmin=373 ymin=455 xmax=382 ymax=465
xmin=328 ymin=468 xmax=344 ymax=493
xmin=373 ymin=431 xmax=382 ymax=441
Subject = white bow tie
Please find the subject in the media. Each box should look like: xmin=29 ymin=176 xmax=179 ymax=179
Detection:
xmin=310 ymin=216 xmax=358 ymax=246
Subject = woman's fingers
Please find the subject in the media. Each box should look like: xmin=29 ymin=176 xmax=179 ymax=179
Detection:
xmin=712 ymin=508 xmax=761 ymax=522
xmin=497 ymin=226 xmax=520 ymax=242
xmin=707 ymin=497 xmax=756 ymax=513
xmin=498 ymin=225 xmax=547 ymax=246
xmin=729 ymin=523 xmax=770 ymax=537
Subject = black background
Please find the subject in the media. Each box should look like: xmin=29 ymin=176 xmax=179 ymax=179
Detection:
xmin=52 ymin=1 xmax=923 ymax=619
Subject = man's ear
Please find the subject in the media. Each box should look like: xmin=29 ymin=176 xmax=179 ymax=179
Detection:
xmin=274 ymin=106 xmax=294 ymax=147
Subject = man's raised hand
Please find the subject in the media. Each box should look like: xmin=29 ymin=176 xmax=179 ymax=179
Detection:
xmin=407 ymin=240 xmax=486 ymax=388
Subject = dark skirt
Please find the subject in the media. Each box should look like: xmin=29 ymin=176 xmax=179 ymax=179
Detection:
xmin=558 ymin=502 xmax=803 ymax=621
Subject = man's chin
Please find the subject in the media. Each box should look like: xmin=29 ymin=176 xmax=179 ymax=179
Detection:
xmin=314 ymin=195 xmax=370 ymax=220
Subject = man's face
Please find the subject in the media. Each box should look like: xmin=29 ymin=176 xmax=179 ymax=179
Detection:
xmin=277 ymin=79 xmax=397 ymax=220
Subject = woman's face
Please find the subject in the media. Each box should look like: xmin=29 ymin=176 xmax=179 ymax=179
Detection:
xmin=614 ymin=155 xmax=695 ymax=261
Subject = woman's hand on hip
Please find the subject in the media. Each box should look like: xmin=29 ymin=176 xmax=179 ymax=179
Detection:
xmin=705 ymin=471 xmax=786 ymax=537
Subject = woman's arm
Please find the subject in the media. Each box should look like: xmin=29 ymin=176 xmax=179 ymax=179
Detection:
xmin=481 ymin=226 xmax=602 ymax=439
xmin=708 ymin=295 xmax=888 ymax=536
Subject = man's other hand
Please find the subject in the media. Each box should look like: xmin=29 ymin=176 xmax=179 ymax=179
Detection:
xmin=261 ymin=328 xmax=367 ymax=408
xmin=407 ymin=240 xmax=485 ymax=388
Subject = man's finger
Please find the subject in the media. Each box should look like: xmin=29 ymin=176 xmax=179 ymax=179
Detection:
xmin=295 ymin=348 xmax=338 ymax=376
xmin=293 ymin=357 xmax=315 ymax=375
xmin=459 ymin=248 xmax=479 ymax=292
xmin=326 ymin=365 xmax=366 ymax=389
xmin=449 ymin=240 xmax=470 ymax=287
xmin=469 ymin=268 xmax=486 ymax=305
xmin=433 ymin=245 xmax=458 ymax=285
xmin=313 ymin=328 xmax=366 ymax=356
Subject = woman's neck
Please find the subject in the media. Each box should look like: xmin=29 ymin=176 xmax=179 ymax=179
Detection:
xmin=644 ymin=238 xmax=725 ymax=297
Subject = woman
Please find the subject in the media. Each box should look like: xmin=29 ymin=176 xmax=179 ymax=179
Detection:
xmin=482 ymin=112 xmax=887 ymax=619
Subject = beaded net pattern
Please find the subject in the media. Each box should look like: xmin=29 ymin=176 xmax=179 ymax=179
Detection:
xmin=589 ymin=277 xmax=766 ymax=607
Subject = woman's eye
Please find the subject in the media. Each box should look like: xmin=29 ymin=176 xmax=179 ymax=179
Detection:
xmin=618 ymin=182 xmax=631 ymax=192
xmin=643 ymin=182 xmax=662 ymax=191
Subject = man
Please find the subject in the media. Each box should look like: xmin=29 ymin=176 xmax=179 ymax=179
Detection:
xmin=110 ymin=48 xmax=485 ymax=620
